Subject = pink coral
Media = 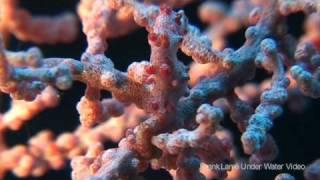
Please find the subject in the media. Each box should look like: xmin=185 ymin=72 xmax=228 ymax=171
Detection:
xmin=0 ymin=0 xmax=320 ymax=180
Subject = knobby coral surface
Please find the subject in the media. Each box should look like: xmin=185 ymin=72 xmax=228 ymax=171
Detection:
xmin=0 ymin=0 xmax=320 ymax=180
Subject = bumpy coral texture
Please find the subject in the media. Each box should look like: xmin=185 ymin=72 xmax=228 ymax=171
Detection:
xmin=0 ymin=0 xmax=320 ymax=180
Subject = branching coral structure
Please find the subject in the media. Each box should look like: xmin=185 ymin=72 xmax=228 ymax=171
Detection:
xmin=0 ymin=0 xmax=320 ymax=180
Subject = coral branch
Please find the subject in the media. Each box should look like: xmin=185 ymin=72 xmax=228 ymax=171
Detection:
xmin=242 ymin=38 xmax=289 ymax=154
xmin=0 ymin=0 xmax=78 ymax=44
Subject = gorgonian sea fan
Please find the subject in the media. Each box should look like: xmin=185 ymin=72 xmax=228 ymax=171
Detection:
xmin=0 ymin=0 xmax=320 ymax=179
